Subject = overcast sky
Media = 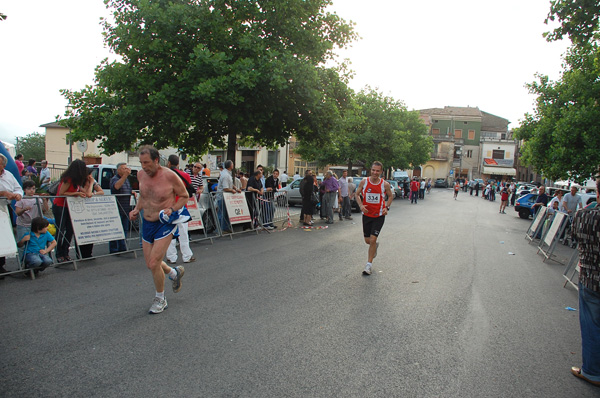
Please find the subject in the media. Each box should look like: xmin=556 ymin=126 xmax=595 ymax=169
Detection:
xmin=0 ymin=0 xmax=570 ymax=145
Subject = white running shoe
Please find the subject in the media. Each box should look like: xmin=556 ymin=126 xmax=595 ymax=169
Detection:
xmin=171 ymin=266 xmax=185 ymax=293
xmin=149 ymin=297 xmax=168 ymax=314
xmin=363 ymin=263 xmax=372 ymax=275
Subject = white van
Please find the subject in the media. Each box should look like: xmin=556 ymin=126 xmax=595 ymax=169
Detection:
xmin=86 ymin=164 xmax=141 ymax=191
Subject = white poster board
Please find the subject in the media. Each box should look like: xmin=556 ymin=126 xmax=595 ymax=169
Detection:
xmin=67 ymin=196 xmax=125 ymax=245
xmin=0 ymin=203 xmax=17 ymax=257
xmin=187 ymin=196 xmax=204 ymax=231
xmin=543 ymin=212 xmax=566 ymax=247
xmin=224 ymin=193 xmax=251 ymax=225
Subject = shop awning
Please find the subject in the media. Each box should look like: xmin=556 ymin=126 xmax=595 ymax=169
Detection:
xmin=482 ymin=166 xmax=516 ymax=176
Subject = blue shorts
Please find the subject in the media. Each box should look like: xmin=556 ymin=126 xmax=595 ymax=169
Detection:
xmin=142 ymin=219 xmax=177 ymax=244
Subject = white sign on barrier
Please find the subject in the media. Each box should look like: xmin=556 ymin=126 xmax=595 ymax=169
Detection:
xmin=67 ymin=196 xmax=125 ymax=245
xmin=543 ymin=212 xmax=566 ymax=247
xmin=0 ymin=204 xmax=17 ymax=257
xmin=187 ymin=196 xmax=204 ymax=231
xmin=224 ymin=193 xmax=251 ymax=224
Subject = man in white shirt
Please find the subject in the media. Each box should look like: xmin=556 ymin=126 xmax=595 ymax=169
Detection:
xmin=293 ymin=171 xmax=301 ymax=181
xmin=280 ymin=170 xmax=289 ymax=187
xmin=563 ymin=186 xmax=583 ymax=216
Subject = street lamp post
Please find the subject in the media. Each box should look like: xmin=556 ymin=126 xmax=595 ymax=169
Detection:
xmin=65 ymin=104 xmax=73 ymax=164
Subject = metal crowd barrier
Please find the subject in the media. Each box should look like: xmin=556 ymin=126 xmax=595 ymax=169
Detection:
xmin=0 ymin=188 xmax=293 ymax=279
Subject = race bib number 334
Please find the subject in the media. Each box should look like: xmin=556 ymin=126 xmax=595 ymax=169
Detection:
xmin=365 ymin=193 xmax=380 ymax=204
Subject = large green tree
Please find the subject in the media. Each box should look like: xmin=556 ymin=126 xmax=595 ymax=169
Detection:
xmin=16 ymin=132 xmax=46 ymax=163
xmin=296 ymin=88 xmax=432 ymax=173
xmin=516 ymin=0 xmax=600 ymax=182
xmin=61 ymin=0 xmax=357 ymax=161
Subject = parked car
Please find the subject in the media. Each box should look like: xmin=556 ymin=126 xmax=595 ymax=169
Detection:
xmin=584 ymin=201 xmax=598 ymax=210
xmin=275 ymin=176 xmax=323 ymax=206
xmin=434 ymin=178 xmax=448 ymax=188
xmin=388 ymin=180 xmax=401 ymax=199
xmin=515 ymin=193 xmax=539 ymax=219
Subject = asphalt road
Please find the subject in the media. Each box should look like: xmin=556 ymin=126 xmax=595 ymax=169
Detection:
xmin=1 ymin=188 xmax=597 ymax=397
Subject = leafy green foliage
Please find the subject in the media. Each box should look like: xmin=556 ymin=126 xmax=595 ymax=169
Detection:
xmin=544 ymin=0 xmax=600 ymax=44
xmin=515 ymin=44 xmax=600 ymax=183
xmin=61 ymin=0 xmax=357 ymax=160
xmin=16 ymin=132 xmax=46 ymax=162
xmin=296 ymin=87 xmax=432 ymax=172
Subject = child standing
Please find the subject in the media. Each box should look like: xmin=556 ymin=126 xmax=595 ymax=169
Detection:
xmin=17 ymin=217 xmax=56 ymax=273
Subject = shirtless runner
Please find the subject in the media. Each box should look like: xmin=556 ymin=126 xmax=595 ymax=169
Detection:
xmin=354 ymin=161 xmax=394 ymax=275
xmin=130 ymin=146 xmax=189 ymax=314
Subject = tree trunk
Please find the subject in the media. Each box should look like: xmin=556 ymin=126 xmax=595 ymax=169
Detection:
xmin=347 ymin=160 xmax=353 ymax=176
xmin=226 ymin=128 xmax=237 ymax=165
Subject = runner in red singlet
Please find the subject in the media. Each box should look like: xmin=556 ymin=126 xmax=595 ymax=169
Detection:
xmin=354 ymin=161 xmax=394 ymax=275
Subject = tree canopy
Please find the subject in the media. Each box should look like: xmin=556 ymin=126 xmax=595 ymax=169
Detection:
xmin=16 ymin=132 xmax=46 ymax=163
xmin=516 ymin=0 xmax=600 ymax=182
xmin=295 ymin=87 xmax=432 ymax=172
xmin=61 ymin=0 xmax=357 ymax=160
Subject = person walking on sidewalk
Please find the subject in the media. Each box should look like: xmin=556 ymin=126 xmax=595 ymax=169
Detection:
xmin=129 ymin=146 xmax=187 ymax=315
xmin=570 ymin=175 xmax=600 ymax=387
xmin=355 ymin=161 xmax=393 ymax=276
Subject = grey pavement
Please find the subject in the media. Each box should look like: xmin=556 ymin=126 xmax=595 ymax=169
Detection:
xmin=1 ymin=188 xmax=597 ymax=397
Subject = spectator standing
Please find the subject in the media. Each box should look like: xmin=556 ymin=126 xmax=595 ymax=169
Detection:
xmin=39 ymin=160 xmax=51 ymax=188
xmin=246 ymin=170 xmax=263 ymax=228
xmin=300 ymin=170 xmax=316 ymax=226
xmin=202 ymin=164 xmax=211 ymax=177
xmin=166 ymin=155 xmax=195 ymax=264
xmin=0 ymin=153 xmax=24 ymax=277
xmin=109 ymin=162 xmax=132 ymax=254
xmin=25 ymin=159 xmax=38 ymax=179
xmin=548 ymin=189 xmax=565 ymax=213
xmin=475 ymin=181 xmax=480 ymax=197
xmin=264 ymin=169 xmax=279 ymax=229
xmin=410 ymin=177 xmax=419 ymax=204
xmin=217 ymin=160 xmax=241 ymax=233
xmin=51 ymin=159 xmax=92 ymax=263
xmin=14 ymin=154 xmax=24 ymax=177
xmin=79 ymin=172 xmax=104 ymax=259
xmin=510 ymin=181 xmax=517 ymax=206
xmin=532 ymin=186 xmax=549 ymax=214
xmin=320 ymin=171 xmax=339 ymax=224
xmin=419 ymin=179 xmax=426 ymax=200
xmin=563 ymin=186 xmax=583 ymax=217
xmin=190 ymin=162 xmax=205 ymax=199
xmin=570 ymin=176 xmax=600 ymax=387
xmin=238 ymin=171 xmax=248 ymax=190
xmin=293 ymin=171 xmax=301 ymax=181
xmin=280 ymin=170 xmax=289 ymax=188
xmin=339 ymin=170 xmax=352 ymax=220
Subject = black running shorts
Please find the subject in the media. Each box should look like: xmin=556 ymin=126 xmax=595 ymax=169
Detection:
xmin=362 ymin=215 xmax=385 ymax=238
